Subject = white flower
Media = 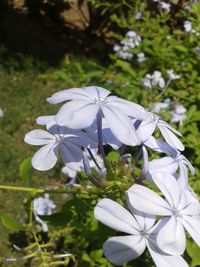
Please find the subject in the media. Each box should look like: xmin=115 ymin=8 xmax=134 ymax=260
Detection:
xmin=24 ymin=125 xmax=91 ymax=171
xmin=136 ymin=111 xmax=184 ymax=151
xmin=61 ymin=165 xmax=77 ymax=179
xmin=141 ymin=71 xmax=165 ymax=89
xmin=159 ymin=2 xmax=171 ymax=12
xmin=166 ymin=69 xmax=180 ymax=80
xmin=47 ymin=86 xmax=148 ymax=146
xmin=183 ymin=21 xmax=196 ymax=33
xmin=94 ymin=198 xmax=188 ymax=267
xmin=0 ymin=108 xmax=4 ymax=117
xmin=135 ymin=11 xmax=142 ymax=20
xmin=170 ymin=105 xmax=186 ymax=125
xmin=151 ymin=71 xmax=165 ymax=88
xmin=141 ymin=146 xmax=194 ymax=189
xmin=118 ymin=51 xmax=133 ymax=60
xmin=113 ymin=44 xmax=121 ymax=52
xmin=137 ymin=52 xmax=146 ymax=63
xmin=127 ymin=172 xmax=200 ymax=255
xmin=33 ymin=194 xmax=56 ymax=215
xmin=33 ymin=194 xmax=56 ymax=232
xmin=152 ymin=101 xmax=170 ymax=113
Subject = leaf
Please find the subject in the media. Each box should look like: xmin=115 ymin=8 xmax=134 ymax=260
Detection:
xmin=39 ymin=213 xmax=68 ymax=227
xmin=19 ymin=157 xmax=32 ymax=181
xmin=186 ymin=237 xmax=200 ymax=267
xmin=107 ymin=151 xmax=120 ymax=163
xmin=1 ymin=214 xmax=23 ymax=231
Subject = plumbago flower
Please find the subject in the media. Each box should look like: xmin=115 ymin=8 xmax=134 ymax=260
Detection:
xmin=135 ymin=111 xmax=184 ymax=151
xmin=127 ymin=172 xmax=200 ymax=255
xmin=94 ymin=198 xmax=188 ymax=266
xmin=24 ymin=123 xmax=92 ymax=171
xmin=47 ymin=86 xmax=148 ymax=146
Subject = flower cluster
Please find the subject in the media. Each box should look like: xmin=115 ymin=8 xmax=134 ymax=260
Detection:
xmin=25 ymin=86 xmax=199 ymax=266
xmin=141 ymin=71 xmax=165 ymax=89
xmin=113 ymin=31 xmax=145 ymax=62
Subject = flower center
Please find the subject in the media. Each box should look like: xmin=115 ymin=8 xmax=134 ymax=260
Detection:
xmin=55 ymin=134 xmax=64 ymax=143
xmin=94 ymin=97 xmax=105 ymax=106
xmin=172 ymin=208 xmax=182 ymax=218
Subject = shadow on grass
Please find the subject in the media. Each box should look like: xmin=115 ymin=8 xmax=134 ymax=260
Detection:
xmin=0 ymin=1 xmax=111 ymax=66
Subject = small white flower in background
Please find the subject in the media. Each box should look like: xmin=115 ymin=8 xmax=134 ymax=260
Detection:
xmin=113 ymin=30 xmax=142 ymax=61
xmin=183 ymin=21 xmax=196 ymax=34
xmin=33 ymin=194 xmax=56 ymax=232
xmin=141 ymin=71 xmax=165 ymax=89
xmin=166 ymin=69 xmax=180 ymax=80
xmin=127 ymin=172 xmax=200 ymax=255
xmin=152 ymin=99 xmax=171 ymax=113
xmin=193 ymin=47 xmax=200 ymax=54
xmin=170 ymin=105 xmax=186 ymax=126
xmin=0 ymin=108 xmax=4 ymax=117
xmin=61 ymin=164 xmax=77 ymax=179
xmin=135 ymin=10 xmax=142 ymax=20
xmin=137 ymin=52 xmax=146 ymax=63
xmin=118 ymin=51 xmax=133 ymax=60
xmin=159 ymin=2 xmax=171 ymax=12
xmin=94 ymin=198 xmax=188 ymax=267
xmin=151 ymin=71 xmax=165 ymax=88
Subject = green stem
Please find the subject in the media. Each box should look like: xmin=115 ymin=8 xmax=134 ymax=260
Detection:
xmin=0 ymin=185 xmax=44 ymax=193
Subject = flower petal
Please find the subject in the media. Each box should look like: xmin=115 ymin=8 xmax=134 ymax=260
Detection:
xmin=56 ymin=100 xmax=99 ymax=129
xmin=179 ymin=190 xmax=200 ymax=215
xmin=148 ymin=157 xmax=178 ymax=174
xmin=32 ymin=143 xmax=59 ymax=171
xmin=151 ymin=172 xmax=181 ymax=209
xmin=157 ymin=217 xmax=186 ymax=255
xmin=103 ymin=235 xmax=146 ymax=265
xmin=127 ymin=184 xmax=171 ymax=216
xmin=60 ymin=141 xmax=83 ymax=171
xmin=147 ymin=239 xmax=188 ymax=267
xmin=102 ymin=105 xmax=141 ymax=146
xmin=24 ymin=129 xmax=55 ymax=146
xmin=105 ymin=96 xmax=148 ymax=120
xmin=181 ymin=215 xmax=200 ymax=246
xmin=136 ymin=120 xmax=156 ymax=142
xmin=94 ymin=198 xmax=140 ymax=234
xmin=158 ymin=124 xmax=184 ymax=151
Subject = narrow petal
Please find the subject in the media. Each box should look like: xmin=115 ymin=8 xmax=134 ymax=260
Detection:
xmin=181 ymin=215 xmax=200 ymax=246
xmin=103 ymin=235 xmax=146 ymax=265
xmin=178 ymin=190 xmax=200 ymax=215
xmin=157 ymin=217 xmax=186 ymax=255
xmin=102 ymin=105 xmax=141 ymax=146
xmin=47 ymin=87 xmax=94 ymax=104
xmin=32 ymin=143 xmax=59 ymax=171
xmin=24 ymin=129 xmax=55 ymax=146
xmin=84 ymin=86 xmax=111 ymax=99
xmin=147 ymin=239 xmax=188 ymax=267
xmin=56 ymin=100 xmax=99 ymax=129
xmin=144 ymin=136 xmax=177 ymax=157
xmin=148 ymin=157 xmax=178 ymax=174
xmin=105 ymin=96 xmax=148 ymax=120
xmin=126 ymin=202 xmax=156 ymax=232
xmin=136 ymin=120 xmax=156 ymax=142
xmin=142 ymin=146 xmax=149 ymax=175
xmin=178 ymin=164 xmax=188 ymax=190
xmin=127 ymin=184 xmax=171 ymax=216
xmin=36 ymin=115 xmax=55 ymax=126
xmin=60 ymin=141 xmax=83 ymax=170
xmin=159 ymin=120 xmax=182 ymax=137
xmin=158 ymin=124 xmax=184 ymax=151
xmin=151 ymin=172 xmax=181 ymax=209
xmin=94 ymin=198 xmax=140 ymax=234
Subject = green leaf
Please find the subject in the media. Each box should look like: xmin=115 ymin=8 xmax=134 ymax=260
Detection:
xmin=1 ymin=214 xmax=23 ymax=231
xmin=107 ymin=151 xmax=120 ymax=163
xmin=186 ymin=238 xmax=200 ymax=266
xmin=19 ymin=157 xmax=32 ymax=181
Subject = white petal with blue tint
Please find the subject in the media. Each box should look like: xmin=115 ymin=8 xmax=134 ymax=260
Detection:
xmin=103 ymin=235 xmax=146 ymax=265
